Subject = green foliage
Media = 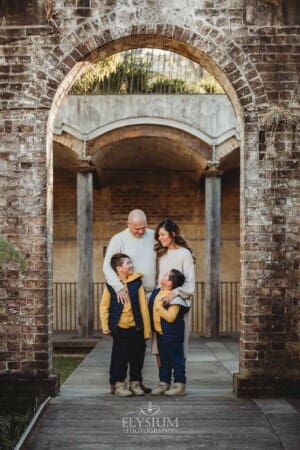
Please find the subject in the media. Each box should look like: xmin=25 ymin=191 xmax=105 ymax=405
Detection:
xmin=71 ymin=53 xmax=152 ymax=94
xmin=149 ymin=78 xmax=187 ymax=93
xmin=0 ymin=357 xmax=83 ymax=448
xmin=0 ymin=408 xmax=34 ymax=450
xmin=100 ymin=57 xmax=152 ymax=94
xmin=70 ymin=49 xmax=224 ymax=95
xmin=0 ymin=238 xmax=27 ymax=272
xmin=53 ymin=356 xmax=83 ymax=384
xmin=0 ymin=355 xmax=83 ymax=448
xmin=70 ymin=54 xmax=122 ymax=94
xmin=200 ymin=72 xmax=224 ymax=94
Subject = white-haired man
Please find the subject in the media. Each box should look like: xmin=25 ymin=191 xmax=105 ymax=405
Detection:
xmin=103 ymin=209 xmax=156 ymax=394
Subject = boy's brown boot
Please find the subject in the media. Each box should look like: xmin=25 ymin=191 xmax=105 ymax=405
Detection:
xmin=130 ymin=381 xmax=145 ymax=396
xmin=164 ymin=382 xmax=186 ymax=396
xmin=114 ymin=381 xmax=133 ymax=397
xmin=150 ymin=382 xmax=169 ymax=396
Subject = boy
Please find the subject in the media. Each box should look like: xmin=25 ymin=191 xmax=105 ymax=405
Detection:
xmin=100 ymin=253 xmax=151 ymax=397
xmin=148 ymin=269 xmax=190 ymax=396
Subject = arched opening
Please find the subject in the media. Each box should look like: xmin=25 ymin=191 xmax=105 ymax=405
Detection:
xmin=50 ymin=43 xmax=241 ymax=343
xmin=41 ymin=20 xmax=265 ymax=398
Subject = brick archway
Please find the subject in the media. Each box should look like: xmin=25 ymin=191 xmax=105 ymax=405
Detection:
xmin=41 ymin=21 xmax=267 ymax=124
xmin=1 ymin=1 xmax=298 ymax=403
xmin=44 ymin=21 xmax=263 ymax=395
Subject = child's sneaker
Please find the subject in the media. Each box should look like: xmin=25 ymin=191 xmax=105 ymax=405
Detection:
xmin=130 ymin=381 xmax=145 ymax=396
xmin=164 ymin=382 xmax=186 ymax=396
xmin=115 ymin=381 xmax=133 ymax=397
xmin=150 ymin=382 xmax=169 ymax=396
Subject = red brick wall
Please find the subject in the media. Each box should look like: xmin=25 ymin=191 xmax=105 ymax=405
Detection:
xmin=0 ymin=1 xmax=299 ymax=394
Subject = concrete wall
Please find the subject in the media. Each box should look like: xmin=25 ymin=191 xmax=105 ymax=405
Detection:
xmin=54 ymin=94 xmax=238 ymax=145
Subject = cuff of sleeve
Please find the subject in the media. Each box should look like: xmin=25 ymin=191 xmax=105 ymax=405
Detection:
xmin=115 ymin=282 xmax=125 ymax=292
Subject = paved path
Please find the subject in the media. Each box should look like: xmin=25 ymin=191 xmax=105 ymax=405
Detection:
xmin=24 ymin=338 xmax=300 ymax=450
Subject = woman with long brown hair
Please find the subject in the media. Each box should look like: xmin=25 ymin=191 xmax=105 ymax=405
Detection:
xmin=154 ymin=218 xmax=195 ymax=303
xmin=150 ymin=218 xmax=195 ymax=395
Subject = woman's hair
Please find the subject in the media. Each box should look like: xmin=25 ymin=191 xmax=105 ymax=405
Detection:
xmin=154 ymin=218 xmax=194 ymax=258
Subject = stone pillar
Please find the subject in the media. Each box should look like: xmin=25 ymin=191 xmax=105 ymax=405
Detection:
xmin=204 ymin=165 xmax=222 ymax=338
xmin=77 ymin=158 xmax=94 ymax=338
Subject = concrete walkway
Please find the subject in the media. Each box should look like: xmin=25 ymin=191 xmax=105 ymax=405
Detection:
xmin=24 ymin=338 xmax=300 ymax=450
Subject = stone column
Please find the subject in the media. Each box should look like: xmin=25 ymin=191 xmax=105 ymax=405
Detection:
xmin=204 ymin=165 xmax=222 ymax=338
xmin=77 ymin=158 xmax=95 ymax=338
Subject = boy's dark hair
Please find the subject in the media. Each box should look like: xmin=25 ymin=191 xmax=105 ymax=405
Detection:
xmin=111 ymin=253 xmax=130 ymax=272
xmin=168 ymin=269 xmax=185 ymax=289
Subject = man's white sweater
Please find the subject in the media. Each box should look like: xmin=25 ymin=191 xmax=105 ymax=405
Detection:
xmin=103 ymin=228 xmax=156 ymax=294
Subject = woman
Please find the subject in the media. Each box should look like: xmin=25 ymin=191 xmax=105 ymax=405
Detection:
xmin=151 ymin=218 xmax=195 ymax=365
xmin=155 ymin=218 xmax=195 ymax=303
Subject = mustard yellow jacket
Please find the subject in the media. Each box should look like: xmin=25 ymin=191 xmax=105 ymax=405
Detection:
xmin=152 ymin=290 xmax=180 ymax=335
xmin=99 ymin=272 xmax=151 ymax=339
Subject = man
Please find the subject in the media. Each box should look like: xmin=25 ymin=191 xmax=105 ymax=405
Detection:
xmin=103 ymin=209 xmax=156 ymax=302
xmin=102 ymin=209 xmax=157 ymax=393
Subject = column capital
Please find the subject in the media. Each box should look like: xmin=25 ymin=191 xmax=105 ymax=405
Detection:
xmin=203 ymin=164 xmax=223 ymax=177
xmin=77 ymin=156 xmax=96 ymax=173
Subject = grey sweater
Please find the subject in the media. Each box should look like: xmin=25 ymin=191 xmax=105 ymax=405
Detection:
xmin=158 ymin=247 xmax=195 ymax=298
xmin=103 ymin=228 xmax=157 ymax=294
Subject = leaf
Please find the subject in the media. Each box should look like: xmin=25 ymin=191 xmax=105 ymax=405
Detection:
xmin=0 ymin=238 xmax=27 ymax=272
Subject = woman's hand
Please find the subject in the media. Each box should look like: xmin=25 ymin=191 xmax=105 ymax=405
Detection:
xmin=161 ymin=292 xmax=176 ymax=305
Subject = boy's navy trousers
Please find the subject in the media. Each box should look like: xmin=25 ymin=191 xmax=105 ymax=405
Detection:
xmin=109 ymin=326 xmax=145 ymax=383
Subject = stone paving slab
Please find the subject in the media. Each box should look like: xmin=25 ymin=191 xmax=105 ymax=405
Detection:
xmin=23 ymin=338 xmax=300 ymax=450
